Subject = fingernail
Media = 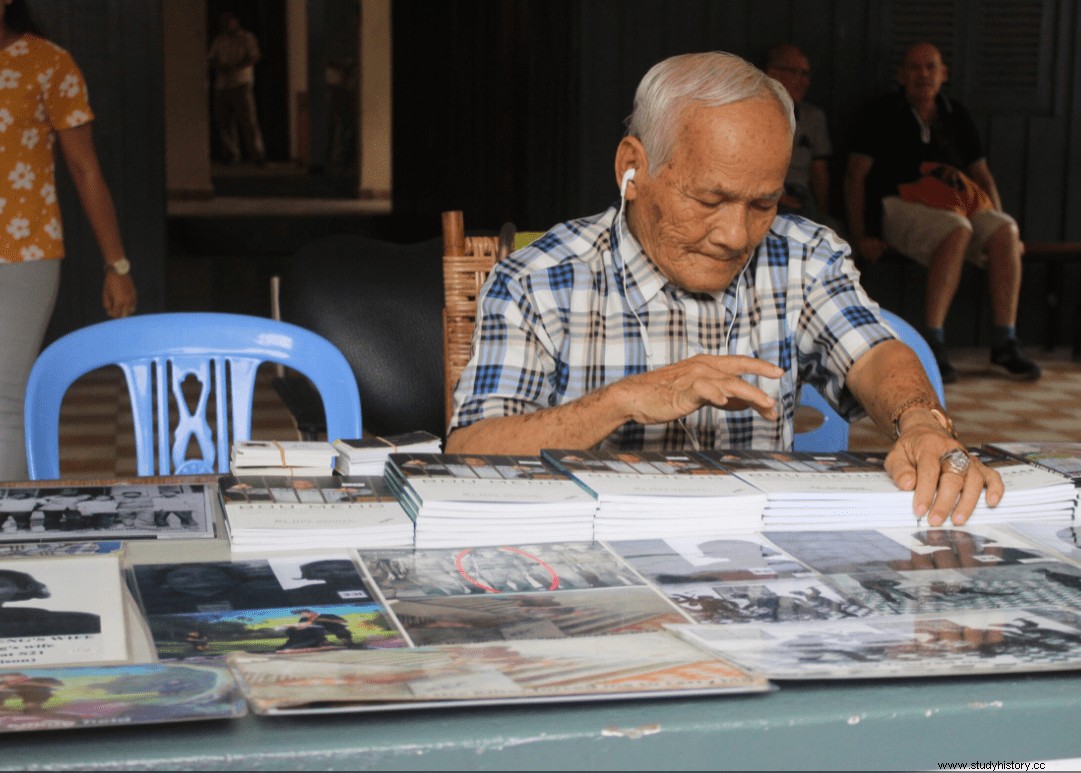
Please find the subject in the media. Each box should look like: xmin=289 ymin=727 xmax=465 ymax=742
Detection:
xmin=914 ymin=502 xmax=928 ymax=517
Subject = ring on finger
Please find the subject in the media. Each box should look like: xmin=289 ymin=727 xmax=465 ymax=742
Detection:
xmin=940 ymin=448 xmax=971 ymax=476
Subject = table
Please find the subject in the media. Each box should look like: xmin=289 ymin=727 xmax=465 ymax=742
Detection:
xmin=0 ymin=669 xmax=1079 ymax=771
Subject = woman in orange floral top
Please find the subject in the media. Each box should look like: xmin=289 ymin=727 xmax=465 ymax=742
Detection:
xmin=0 ymin=0 xmax=136 ymax=480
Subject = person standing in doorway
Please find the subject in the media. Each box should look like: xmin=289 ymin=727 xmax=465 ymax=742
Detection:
xmin=208 ymin=11 xmax=266 ymax=165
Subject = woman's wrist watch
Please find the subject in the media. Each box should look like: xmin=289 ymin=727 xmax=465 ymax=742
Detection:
xmin=105 ymin=258 xmax=131 ymax=276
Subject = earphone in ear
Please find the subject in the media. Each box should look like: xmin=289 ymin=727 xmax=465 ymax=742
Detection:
xmin=620 ymin=167 xmax=637 ymax=198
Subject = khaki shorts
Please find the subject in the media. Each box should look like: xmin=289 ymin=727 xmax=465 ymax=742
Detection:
xmin=882 ymin=196 xmax=1017 ymax=268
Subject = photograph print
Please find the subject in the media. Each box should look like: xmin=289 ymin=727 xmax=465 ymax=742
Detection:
xmin=609 ymin=534 xmax=813 ymax=585
xmin=0 ymin=483 xmax=214 ymax=542
xmin=0 ymin=556 xmax=127 ymax=667
xmin=359 ymin=542 xmax=644 ymax=600
xmin=670 ymin=606 xmax=1081 ymax=679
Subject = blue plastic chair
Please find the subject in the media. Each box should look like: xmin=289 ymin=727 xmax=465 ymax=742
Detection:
xmin=24 ymin=313 xmax=362 ymax=479
xmin=793 ymin=308 xmax=946 ymax=452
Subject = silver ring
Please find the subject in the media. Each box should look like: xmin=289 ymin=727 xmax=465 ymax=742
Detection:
xmin=940 ymin=448 xmax=971 ymax=476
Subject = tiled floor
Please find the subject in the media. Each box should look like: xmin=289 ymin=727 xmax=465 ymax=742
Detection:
xmin=51 ymin=346 xmax=1081 ymax=479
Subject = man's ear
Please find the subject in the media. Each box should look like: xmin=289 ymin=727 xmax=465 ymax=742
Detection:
xmin=614 ymin=136 xmax=647 ymax=200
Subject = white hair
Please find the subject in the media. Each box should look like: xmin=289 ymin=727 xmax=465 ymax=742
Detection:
xmin=626 ymin=51 xmax=796 ymax=173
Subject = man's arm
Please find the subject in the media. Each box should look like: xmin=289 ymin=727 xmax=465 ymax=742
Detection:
xmin=846 ymin=340 xmax=1003 ymax=525
xmin=965 ymin=159 xmax=1003 ymax=211
xmin=843 ymin=154 xmax=887 ymax=262
xmin=446 ymin=354 xmax=784 ymax=455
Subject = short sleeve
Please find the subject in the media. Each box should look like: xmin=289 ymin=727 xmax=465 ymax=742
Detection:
xmin=43 ymin=45 xmax=94 ymax=131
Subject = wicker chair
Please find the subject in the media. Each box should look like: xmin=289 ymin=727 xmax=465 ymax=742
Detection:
xmin=441 ymin=211 xmax=502 ymax=426
xmin=441 ymin=211 xmax=546 ymax=426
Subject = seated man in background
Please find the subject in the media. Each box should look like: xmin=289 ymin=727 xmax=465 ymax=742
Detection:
xmin=447 ymin=51 xmax=1002 ymax=526
xmin=844 ymin=42 xmax=1038 ymax=384
xmin=764 ymin=43 xmax=834 ymax=226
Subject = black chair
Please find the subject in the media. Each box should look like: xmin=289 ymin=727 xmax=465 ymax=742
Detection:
xmin=276 ymin=234 xmax=446 ymax=440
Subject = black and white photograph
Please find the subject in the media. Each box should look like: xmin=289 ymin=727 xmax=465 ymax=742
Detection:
xmin=827 ymin=562 xmax=1081 ymax=616
xmin=665 ymin=578 xmax=871 ymax=624
xmin=609 ymin=535 xmax=813 ymax=585
xmin=0 ymin=484 xmax=215 ymax=542
xmin=131 ymin=560 xmax=293 ymax=616
xmin=269 ymin=555 xmax=373 ymax=607
xmin=359 ymin=542 xmax=644 ymax=600
xmin=670 ymin=607 xmax=1081 ymax=679
xmin=0 ymin=556 xmax=127 ymax=667
xmin=1008 ymin=522 xmax=1081 ymax=565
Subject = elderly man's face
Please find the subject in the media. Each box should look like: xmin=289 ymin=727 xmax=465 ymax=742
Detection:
xmin=899 ymin=43 xmax=948 ymax=103
xmin=626 ymin=98 xmax=790 ymax=294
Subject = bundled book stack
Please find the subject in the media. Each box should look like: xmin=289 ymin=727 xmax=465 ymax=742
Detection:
xmin=333 ymin=432 xmax=443 ymax=476
xmin=542 ymin=448 xmax=767 ymax=539
xmin=218 ymin=475 xmax=415 ymax=551
xmin=697 ymin=449 xmax=922 ymax=529
xmin=384 ymin=453 xmax=597 ymax=548
xmin=230 ymin=441 xmax=337 ymax=477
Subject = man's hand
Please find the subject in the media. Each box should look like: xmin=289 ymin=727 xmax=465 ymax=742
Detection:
xmin=884 ymin=421 xmax=1003 ymax=527
xmin=615 ymin=354 xmax=784 ymax=426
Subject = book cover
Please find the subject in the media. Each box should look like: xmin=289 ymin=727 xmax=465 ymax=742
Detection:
xmin=0 ymin=662 xmax=246 ymax=733
xmin=0 ymin=555 xmax=128 ymax=667
xmin=229 ymin=631 xmax=771 ymax=715
xmin=130 ymin=555 xmax=406 ymax=660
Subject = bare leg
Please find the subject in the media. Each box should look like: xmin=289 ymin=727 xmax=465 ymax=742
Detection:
xmin=924 ymin=226 xmax=972 ymax=329
xmin=983 ymin=221 xmax=1023 ymax=327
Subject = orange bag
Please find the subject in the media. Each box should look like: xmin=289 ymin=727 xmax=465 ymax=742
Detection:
xmin=897 ymin=162 xmax=994 ymax=216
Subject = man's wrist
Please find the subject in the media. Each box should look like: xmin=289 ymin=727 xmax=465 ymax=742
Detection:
xmin=105 ymin=258 xmax=131 ymax=276
xmin=892 ymin=399 xmax=957 ymax=440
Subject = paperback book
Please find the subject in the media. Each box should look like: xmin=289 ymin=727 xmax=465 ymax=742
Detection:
xmin=230 ymin=440 xmax=337 ymax=477
xmin=697 ymin=449 xmax=915 ymax=528
xmin=0 ymin=555 xmax=129 ymax=667
xmin=0 ymin=483 xmax=216 ymax=542
xmin=0 ymin=662 xmax=246 ymax=734
xmin=229 ymin=631 xmax=772 ymax=715
xmin=333 ymin=432 xmax=443 ymax=476
xmin=542 ymin=448 xmax=767 ymax=539
xmin=385 ymin=454 xmax=596 ymax=547
xmin=128 ymin=554 xmax=405 ymax=660
xmin=218 ymin=475 xmax=414 ymax=551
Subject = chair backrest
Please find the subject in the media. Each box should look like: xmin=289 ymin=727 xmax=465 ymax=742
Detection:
xmin=24 ymin=313 xmax=362 ymax=479
xmin=793 ymin=307 xmax=947 ymax=452
xmin=793 ymin=384 xmax=850 ymax=452
xmin=442 ymin=211 xmax=503 ymax=426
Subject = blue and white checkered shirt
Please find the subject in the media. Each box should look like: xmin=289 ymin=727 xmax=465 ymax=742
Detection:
xmin=450 ymin=204 xmax=895 ymax=450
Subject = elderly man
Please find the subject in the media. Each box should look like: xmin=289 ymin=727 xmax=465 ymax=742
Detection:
xmin=845 ymin=42 xmax=1038 ymax=384
xmin=447 ymin=51 xmax=1002 ymax=526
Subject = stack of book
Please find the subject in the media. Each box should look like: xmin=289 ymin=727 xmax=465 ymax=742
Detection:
xmin=698 ymin=449 xmax=917 ymax=529
xmin=333 ymin=431 xmax=443 ymax=476
xmin=384 ymin=453 xmax=597 ymax=548
xmin=217 ymin=475 xmax=415 ymax=551
xmin=542 ymin=448 xmax=767 ymax=539
xmin=230 ymin=441 xmax=337 ymax=476
xmin=986 ymin=441 xmax=1081 ymax=515
xmin=964 ymin=446 xmax=1078 ymax=522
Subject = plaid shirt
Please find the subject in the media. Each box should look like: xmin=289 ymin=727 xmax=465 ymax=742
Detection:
xmin=450 ymin=204 xmax=895 ymax=450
